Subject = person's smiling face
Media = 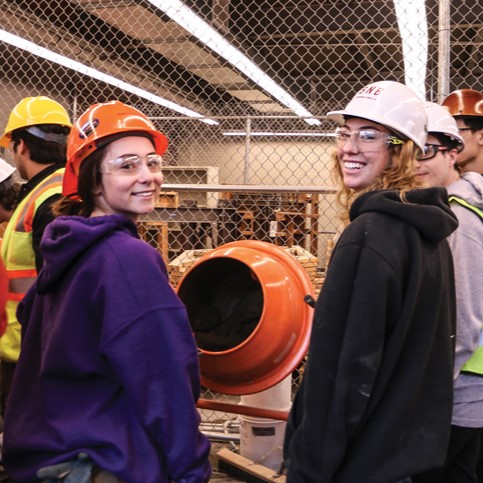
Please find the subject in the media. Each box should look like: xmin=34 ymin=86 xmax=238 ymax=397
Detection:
xmin=93 ymin=136 xmax=163 ymax=222
xmin=336 ymin=118 xmax=392 ymax=191
xmin=415 ymin=134 xmax=458 ymax=188
xmin=455 ymin=118 xmax=483 ymax=172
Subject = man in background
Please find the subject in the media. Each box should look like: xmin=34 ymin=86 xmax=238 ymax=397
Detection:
xmin=0 ymin=158 xmax=19 ymax=339
xmin=413 ymin=102 xmax=483 ymax=483
xmin=0 ymin=96 xmax=72 ymax=418
xmin=442 ymin=89 xmax=483 ymax=175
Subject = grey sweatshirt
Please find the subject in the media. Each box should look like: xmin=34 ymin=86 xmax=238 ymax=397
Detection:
xmin=447 ymin=171 xmax=483 ymax=428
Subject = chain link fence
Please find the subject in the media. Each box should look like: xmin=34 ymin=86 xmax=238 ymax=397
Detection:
xmin=0 ymin=0 xmax=481 ymax=455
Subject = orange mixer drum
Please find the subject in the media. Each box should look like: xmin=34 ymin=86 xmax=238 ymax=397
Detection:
xmin=177 ymin=240 xmax=315 ymax=395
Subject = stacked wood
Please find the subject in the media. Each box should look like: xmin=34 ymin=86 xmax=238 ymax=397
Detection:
xmin=167 ymin=243 xmax=325 ymax=293
xmin=281 ymin=245 xmax=325 ymax=296
xmin=281 ymin=245 xmax=317 ymax=282
xmin=168 ymin=248 xmax=213 ymax=287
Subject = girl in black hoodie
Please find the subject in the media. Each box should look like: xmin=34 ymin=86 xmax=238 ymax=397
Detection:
xmin=284 ymin=81 xmax=458 ymax=483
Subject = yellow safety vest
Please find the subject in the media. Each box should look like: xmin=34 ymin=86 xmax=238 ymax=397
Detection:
xmin=449 ymin=195 xmax=483 ymax=377
xmin=0 ymin=168 xmax=64 ymax=362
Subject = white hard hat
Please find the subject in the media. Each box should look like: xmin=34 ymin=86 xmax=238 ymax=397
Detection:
xmin=0 ymin=158 xmax=15 ymax=184
xmin=425 ymin=102 xmax=464 ymax=152
xmin=327 ymin=80 xmax=428 ymax=152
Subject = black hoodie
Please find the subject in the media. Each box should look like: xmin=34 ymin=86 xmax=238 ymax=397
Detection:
xmin=284 ymin=187 xmax=458 ymax=483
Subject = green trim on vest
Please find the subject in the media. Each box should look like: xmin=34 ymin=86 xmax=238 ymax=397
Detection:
xmin=449 ymin=195 xmax=483 ymax=376
xmin=449 ymin=195 xmax=483 ymax=219
xmin=461 ymin=347 xmax=483 ymax=377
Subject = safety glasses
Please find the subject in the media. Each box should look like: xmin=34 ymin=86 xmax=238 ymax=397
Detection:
xmin=100 ymin=154 xmax=163 ymax=175
xmin=334 ymin=127 xmax=404 ymax=148
xmin=417 ymin=144 xmax=449 ymax=161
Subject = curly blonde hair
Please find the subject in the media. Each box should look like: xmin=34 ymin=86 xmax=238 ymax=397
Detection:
xmin=332 ymin=139 xmax=423 ymax=224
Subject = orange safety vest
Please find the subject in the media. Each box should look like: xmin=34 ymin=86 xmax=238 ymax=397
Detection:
xmin=0 ymin=168 xmax=64 ymax=362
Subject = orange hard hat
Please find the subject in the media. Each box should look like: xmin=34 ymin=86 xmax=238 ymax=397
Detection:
xmin=63 ymin=100 xmax=168 ymax=197
xmin=441 ymin=89 xmax=483 ymax=117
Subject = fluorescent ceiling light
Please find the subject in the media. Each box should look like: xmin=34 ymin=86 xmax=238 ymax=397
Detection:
xmin=393 ymin=0 xmax=428 ymax=100
xmin=223 ymin=131 xmax=335 ymax=137
xmin=0 ymin=29 xmax=218 ymax=125
xmin=147 ymin=0 xmax=320 ymax=126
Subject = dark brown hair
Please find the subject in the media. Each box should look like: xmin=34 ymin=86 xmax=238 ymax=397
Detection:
xmin=0 ymin=177 xmax=20 ymax=211
xmin=11 ymin=125 xmax=70 ymax=165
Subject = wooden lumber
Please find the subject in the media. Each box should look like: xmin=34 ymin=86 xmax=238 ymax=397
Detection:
xmin=216 ymin=449 xmax=286 ymax=483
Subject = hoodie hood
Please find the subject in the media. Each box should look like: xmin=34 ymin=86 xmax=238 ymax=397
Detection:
xmin=447 ymin=171 xmax=483 ymax=211
xmin=350 ymin=187 xmax=458 ymax=243
xmin=37 ymin=214 xmax=138 ymax=294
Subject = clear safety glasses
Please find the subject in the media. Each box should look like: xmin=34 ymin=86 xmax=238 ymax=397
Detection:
xmin=417 ymin=144 xmax=449 ymax=161
xmin=334 ymin=127 xmax=404 ymax=149
xmin=100 ymin=154 xmax=163 ymax=176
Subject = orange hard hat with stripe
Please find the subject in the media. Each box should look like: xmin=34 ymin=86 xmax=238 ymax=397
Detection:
xmin=63 ymin=100 xmax=168 ymax=197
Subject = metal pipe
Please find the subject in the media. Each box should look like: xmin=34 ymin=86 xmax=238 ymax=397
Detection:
xmin=201 ymin=431 xmax=241 ymax=443
xmin=161 ymin=183 xmax=336 ymax=194
xmin=197 ymin=399 xmax=289 ymax=421
xmin=243 ymin=118 xmax=251 ymax=185
xmin=200 ymin=421 xmax=240 ymax=432
xmin=200 ymin=421 xmax=237 ymax=429
xmin=437 ymin=0 xmax=451 ymax=102
xmin=149 ymin=115 xmax=327 ymax=121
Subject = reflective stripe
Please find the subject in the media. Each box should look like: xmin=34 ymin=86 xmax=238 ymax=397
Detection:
xmin=7 ymin=293 xmax=24 ymax=302
xmin=449 ymin=195 xmax=483 ymax=376
xmin=9 ymin=275 xmax=36 ymax=295
xmin=5 ymin=268 xmax=37 ymax=278
xmin=15 ymin=172 xmax=64 ymax=233
xmin=1 ymin=301 xmax=22 ymax=363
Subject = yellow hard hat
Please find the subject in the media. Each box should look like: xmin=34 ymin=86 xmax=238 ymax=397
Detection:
xmin=0 ymin=96 xmax=73 ymax=148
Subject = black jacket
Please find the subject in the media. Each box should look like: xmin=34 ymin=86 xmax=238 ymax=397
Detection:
xmin=284 ymin=187 xmax=458 ymax=483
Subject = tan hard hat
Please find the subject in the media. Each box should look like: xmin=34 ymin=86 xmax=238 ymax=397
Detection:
xmin=327 ymin=80 xmax=428 ymax=152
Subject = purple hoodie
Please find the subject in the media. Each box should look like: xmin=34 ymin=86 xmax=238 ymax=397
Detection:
xmin=3 ymin=214 xmax=211 ymax=482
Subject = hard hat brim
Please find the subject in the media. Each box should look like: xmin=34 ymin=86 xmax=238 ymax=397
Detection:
xmin=0 ymin=134 xmax=10 ymax=149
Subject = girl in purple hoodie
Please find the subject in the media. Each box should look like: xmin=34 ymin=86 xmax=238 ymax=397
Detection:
xmin=3 ymin=101 xmax=211 ymax=483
